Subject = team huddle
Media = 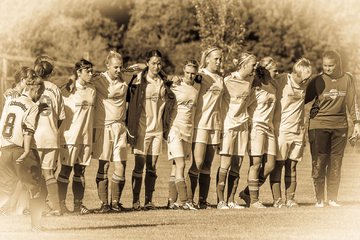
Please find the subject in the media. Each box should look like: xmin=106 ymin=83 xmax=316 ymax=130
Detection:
xmin=0 ymin=48 xmax=359 ymax=231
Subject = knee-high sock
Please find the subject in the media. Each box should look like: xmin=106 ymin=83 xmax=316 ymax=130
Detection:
xmin=285 ymin=175 xmax=296 ymax=201
xmin=175 ymin=178 xmax=188 ymax=204
xmin=186 ymin=170 xmax=198 ymax=202
xmin=96 ymin=161 xmax=109 ymax=204
xmin=132 ymin=170 xmax=143 ymax=203
xmin=270 ymin=161 xmax=284 ymax=201
xmin=248 ymin=178 xmax=259 ymax=203
xmin=168 ymin=175 xmax=177 ymax=203
xmin=227 ymin=170 xmax=239 ymax=203
xmin=57 ymin=166 xmax=72 ymax=202
xmin=46 ymin=178 xmax=60 ymax=211
xmin=199 ymin=170 xmax=211 ymax=203
xmin=145 ymin=170 xmax=157 ymax=203
xmin=216 ymin=168 xmax=228 ymax=202
xmin=111 ymin=173 xmax=125 ymax=204
xmin=73 ymin=164 xmax=86 ymax=203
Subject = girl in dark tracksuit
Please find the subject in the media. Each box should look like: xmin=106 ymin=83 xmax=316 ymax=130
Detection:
xmin=305 ymin=50 xmax=360 ymax=207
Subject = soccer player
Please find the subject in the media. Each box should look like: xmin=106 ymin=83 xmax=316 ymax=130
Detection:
xmin=127 ymin=49 xmax=175 ymax=210
xmin=0 ymin=72 xmax=46 ymax=231
xmin=305 ymin=50 xmax=360 ymax=207
xmin=239 ymin=57 xmax=278 ymax=208
xmin=216 ymin=52 xmax=256 ymax=210
xmin=186 ymin=47 xmax=224 ymax=209
xmin=92 ymin=51 xmax=139 ymax=213
xmin=166 ymin=60 xmax=200 ymax=211
xmin=34 ymin=58 xmax=66 ymax=216
xmin=270 ymin=58 xmax=312 ymax=208
xmin=0 ymin=67 xmax=34 ymax=215
xmin=57 ymin=59 xmax=96 ymax=215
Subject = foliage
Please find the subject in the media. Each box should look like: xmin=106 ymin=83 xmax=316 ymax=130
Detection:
xmin=123 ymin=0 xmax=199 ymax=73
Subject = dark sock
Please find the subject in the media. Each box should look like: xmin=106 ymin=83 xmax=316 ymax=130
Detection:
xmin=132 ymin=170 xmax=143 ymax=203
xmin=199 ymin=173 xmax=211 ymax=203
xmin=186 ymin=171 xmax=198 ymax=202
xmin=144 ymin=170 xmax=157 ymax=203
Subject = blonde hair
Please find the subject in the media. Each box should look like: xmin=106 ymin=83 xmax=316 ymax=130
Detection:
xmin=199 ymin=47 xmax=222 ymax=69
xmin=105 ymin=50 xmax=123 ymax=66
xmin=259 ymin=56 xmax=277 ymax=70
xmin=234 ymin=52 xmax=256 ymax=69
xmin=292 ymin=58 xmax=312 ymax=78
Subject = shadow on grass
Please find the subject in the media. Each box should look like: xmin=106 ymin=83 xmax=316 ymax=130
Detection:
xmin=46 ymin=222 xmax=177 ymax=231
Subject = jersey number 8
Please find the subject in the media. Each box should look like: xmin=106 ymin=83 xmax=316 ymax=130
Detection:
xmin=2 ymin=113 xmax=16 ymax=139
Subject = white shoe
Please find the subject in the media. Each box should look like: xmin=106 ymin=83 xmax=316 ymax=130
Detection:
xmin=250 ymin=201 xmax=266 ymax=209
xmin=228 ymin=201 xmax=245 ymax=209
xmin=328 ymin=200 xmax=341 ymax=207
xmin=182 ymin=202 xmax=198 ymax=211
xmin=315 ymin=200 xmax=324 ymax=208
xmin=217 ymin=201 xmax=230 ymax=210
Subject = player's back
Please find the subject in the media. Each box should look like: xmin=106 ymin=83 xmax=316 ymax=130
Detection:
xmin=0 ymin=96 xmax=39 ymax=149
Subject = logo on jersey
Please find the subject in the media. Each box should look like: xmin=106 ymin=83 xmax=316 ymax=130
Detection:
xmin=206 ymin=86 xmax=222 ymax=95
xmin=323 ymin=89 xmax=346 ymax=100
xmin=179 ymin=100 xmax=194 ymax=110
xmin=38 ymin=95 xmax=52 ymax=116
xmin=76 ymin=101 xmax=92 ymax=110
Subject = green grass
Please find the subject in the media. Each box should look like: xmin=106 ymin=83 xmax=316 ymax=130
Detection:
xmin=1 ymin=146 xmax=360 ymax=240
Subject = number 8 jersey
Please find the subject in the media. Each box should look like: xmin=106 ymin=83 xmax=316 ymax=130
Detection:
xmin=0 ymin=95 xmax=39 ymax=149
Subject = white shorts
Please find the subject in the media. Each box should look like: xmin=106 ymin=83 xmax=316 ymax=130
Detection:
xmin=37 ymin=148 xmax=59 ymax=170
xmin=60 ymin=144 xmax=92 ymax=166
xmin=92 ymin=123 xmax=127 ymax=162
xmin=167 ymin=132 xmax=192 ymax=160
xmin=248 ymin=127 xmax=276 ymax=156
xmin=133 ymin=134 xmax=163 ymax=156
xmin=276 ymin=131 xmax=305 ymax=161
xmin=193 ymin=128 xmax=221 ymax=145
xmin=219 ymin=125 xmax=248 ymax=156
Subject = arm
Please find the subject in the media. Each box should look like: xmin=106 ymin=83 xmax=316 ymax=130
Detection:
xmin=346 ymin=73 xmax=360 ymax=138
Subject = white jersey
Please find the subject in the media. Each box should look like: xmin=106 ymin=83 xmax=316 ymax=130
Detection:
xmin=193 ymin=68 xmax=224 ymax=130
xmin=34 ymin=81 xmax=65 ymax=148
xmin=93 ymin=72 xmax=128 ymax=127
xmin=223 ymin=72 xmax=253 ymax=130
xmin=60 ymin=80 xmax=96 ymax=145
xmin=248 ymin=82 xmax=276 ymax=132
xmin=138 ymin=73 xmax=166 ymax=136
xmin=169 ymin=79 xmax=200 ymax=142
xmin=273 ymin=74 xmax=306 ymax=134
xmin=0 ymin=95 xmax=39 ymax=149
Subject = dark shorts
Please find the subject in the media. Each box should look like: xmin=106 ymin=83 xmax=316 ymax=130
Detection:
xmin=0 ymin=146 xmax=42 ymax=199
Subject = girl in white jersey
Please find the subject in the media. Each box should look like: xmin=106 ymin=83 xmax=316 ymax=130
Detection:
xmin=239 ymin=57 xmax=278 ymax=208
xmin=34 ymin=58 xmax=66 ymax=216
xmin=57 ymin=59 xmax=95 ymax=215
xmin=270 ymin=58 xmax=312 ymax=208
xmin=216 ymin=53 xmax=256 ymax=209
xmin=166 ymin=60 xmax=200 ymax=210
xmin=186 ymin=47 xmax=224 ymax=209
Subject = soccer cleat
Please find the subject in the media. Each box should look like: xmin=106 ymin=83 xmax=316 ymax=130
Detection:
xmin=74 ymin=204 xmax=92 ymax=215
xmin=239 ymin=190 xmax=251 ymax=207
xmin=94 ymin=203 xmax=111 ymax=213
xmin=31 ymin=225 xmax=43 ymax=232
xmin=45 ymin=209 xmax=62 ymax=217
xmin=60 ymin=201 xmax=72 ymax=215
xmin=198 ymin=201 xmax=212 ymax=210
xmin=328 ymin=200 xmax=341 ymax=207
xmin=273 ymin=198 xmax=284 ymax=208
xmin=217 ymin=201 xmax=230 ymax=210
xmin=250 ymin=201 xmax=267 ymax=209
xmin=111 ymin=202 xmax=126 ymax=212
xmin=315 ymin=200 xmax=324 ymax=208
xmin=132 ymin=201 xmax=141 ymax=211
xmin=228 ymin=201 xmax=245 ymax=209
xmin=143 ymin=202 xmax=157 ymax=211
xmin=167 ymin=200 xmax=180 ymax=210
xmin=182 ymin=202 xmax=198 ymax=211
xmin=286 ymin=199 xmax=299 ymax=208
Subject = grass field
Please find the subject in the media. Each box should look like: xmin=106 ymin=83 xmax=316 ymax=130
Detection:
xmin=1 ymin=145 xmax=360 ymax=240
